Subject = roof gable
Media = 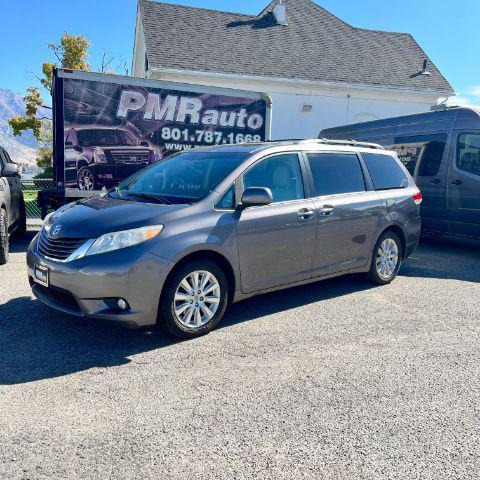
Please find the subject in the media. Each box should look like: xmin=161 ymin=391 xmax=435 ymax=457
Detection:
xmin=137 ymin=0 xmax=453 ymax=93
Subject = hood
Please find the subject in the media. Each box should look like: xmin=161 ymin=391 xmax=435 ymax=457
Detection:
xmin=46 ymin=196 xmax=188 ymax=239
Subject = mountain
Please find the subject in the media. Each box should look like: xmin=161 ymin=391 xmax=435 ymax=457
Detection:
xmin=0 ymin=88 xmax=50 ymax=166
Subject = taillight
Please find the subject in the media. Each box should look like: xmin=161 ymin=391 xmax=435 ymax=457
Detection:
xmin=412 ymin=191 xmax=423 ymax=205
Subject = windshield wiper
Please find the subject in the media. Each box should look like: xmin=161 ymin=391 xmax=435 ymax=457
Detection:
xmin=126 ymin=192 xmax=172 ymax=205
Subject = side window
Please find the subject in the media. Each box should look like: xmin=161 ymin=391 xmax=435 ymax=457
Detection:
xmin=391 ymin=134 xmax=447 ymax=177
xmin=243 ymin=154 xmax=304 ymax=203
xmin=362 ymin=153 xmax=409 ymax=190
xmin=306 ymin=153 xmax=366 ymax=196
xmin=457 ymin=133 xmax=480 ymax=176
xmin=216 ymin=185 xmax=235 ymax=210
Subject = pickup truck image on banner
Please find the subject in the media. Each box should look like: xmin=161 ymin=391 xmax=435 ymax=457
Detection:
xmin=53 ymin=70 xmax=271 ymax=195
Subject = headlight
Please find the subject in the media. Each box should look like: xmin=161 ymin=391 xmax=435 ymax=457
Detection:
xmin=93 ymin=147 xmax=107 ymax=164
xmin=86 ymin=225 xmax=163 ymax=256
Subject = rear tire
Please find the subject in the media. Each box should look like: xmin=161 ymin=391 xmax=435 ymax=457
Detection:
xmin=0 ymin=208 xmax=9 ymax=265
xmin=367 ymin=231 xmax=402 ymax=285
xmin=158 ymin=260 xmax=229 ymax=339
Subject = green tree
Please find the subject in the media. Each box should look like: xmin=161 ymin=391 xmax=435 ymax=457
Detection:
xmin=8 ymin=33 xmax=91 ymax=171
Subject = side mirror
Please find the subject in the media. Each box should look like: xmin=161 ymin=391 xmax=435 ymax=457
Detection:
xmin=140 ymin=141 xmax=149 ymax=147
xmin=240 ymin=187 xmax=273 ymax=207
xmin=2 ymin=163 xmax=19 ymax=177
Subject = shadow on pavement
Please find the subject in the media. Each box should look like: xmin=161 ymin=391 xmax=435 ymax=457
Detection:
xmin=1 ymin=234 xmax=478 ymax=385
xmin=0 ymin=275 xmax=374 ymax=386
xmin=400 ymin=236 xmax=480 ymax=283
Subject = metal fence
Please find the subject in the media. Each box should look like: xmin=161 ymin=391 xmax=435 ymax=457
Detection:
xmin=20 ymin=179 xmax=54 ymax=227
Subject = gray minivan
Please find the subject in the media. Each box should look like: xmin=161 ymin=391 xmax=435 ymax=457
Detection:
xmin=27 ymin=139 xmax=421 ymax=338
xmin=321 ymin=106 xmax=480 ymax=239
xmin=0 ymin=146 xmax=26 ymax=264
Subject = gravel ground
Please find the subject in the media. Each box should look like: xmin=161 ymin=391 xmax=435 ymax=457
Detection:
xmin=1 ymin=232 xmax=479 ymax=480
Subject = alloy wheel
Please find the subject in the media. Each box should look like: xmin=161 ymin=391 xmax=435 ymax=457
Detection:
xmin=376 ymin=238 xmax=399 ymax=280
xmin=78 ymin=168 xmax=94 ymax=190
xmin=173 ymin=270 xmax=221 ymax=328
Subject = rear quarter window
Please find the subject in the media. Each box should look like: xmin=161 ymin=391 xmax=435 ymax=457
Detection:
xmin=362 ymin=153 xmax=409 ymax=190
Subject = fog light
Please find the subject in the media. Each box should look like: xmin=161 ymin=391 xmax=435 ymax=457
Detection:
xmin=117 ymin=298 xmax=128 ymax=311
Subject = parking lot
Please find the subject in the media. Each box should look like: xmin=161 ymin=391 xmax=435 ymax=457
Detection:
xmin=1 ymin=232 xmax=479 ymax=479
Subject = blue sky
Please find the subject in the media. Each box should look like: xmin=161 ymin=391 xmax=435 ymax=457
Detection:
xmin=1 ymin=0 xmax=479 ymax=106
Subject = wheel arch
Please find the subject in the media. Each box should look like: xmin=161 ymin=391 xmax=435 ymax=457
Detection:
xmin=378 ymin=224 xmax=407 ymax=259
xmin=163 ymin=249 xmax=237 ymax=303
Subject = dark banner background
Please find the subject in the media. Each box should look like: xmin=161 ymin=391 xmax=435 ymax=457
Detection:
xmin=62 ymin=78 xmax=267 ymax=192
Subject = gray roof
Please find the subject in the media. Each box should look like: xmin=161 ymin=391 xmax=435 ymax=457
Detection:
xmin=138 ymin=0 xmax=453 ymax=93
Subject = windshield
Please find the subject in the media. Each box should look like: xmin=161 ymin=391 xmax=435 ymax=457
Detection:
xmin=77 ymin=129 xmax=137 ymax=147
xmin=113 ymin=151 xmax=249 ymax=204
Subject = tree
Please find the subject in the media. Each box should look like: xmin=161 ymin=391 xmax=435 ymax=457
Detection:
xmin=8 ymin=33 xmax=91 ymax=171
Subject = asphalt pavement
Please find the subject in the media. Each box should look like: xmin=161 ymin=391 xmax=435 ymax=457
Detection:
xmin=1 ymin=232 xmax=479 ymax=479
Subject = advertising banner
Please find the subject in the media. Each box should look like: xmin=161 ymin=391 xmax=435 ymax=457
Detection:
xmin=60 ymin=75 xmax=268 ymax=193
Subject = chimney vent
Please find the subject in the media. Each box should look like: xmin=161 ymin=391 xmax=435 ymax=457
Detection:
xmin=421 ymin=59 xmax=431 ymax=76
xmin=273 ymin=0 xmax=286 ymax=25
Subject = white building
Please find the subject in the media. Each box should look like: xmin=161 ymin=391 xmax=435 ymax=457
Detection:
xmin=132 ymin=0 xmax=454 ymax=139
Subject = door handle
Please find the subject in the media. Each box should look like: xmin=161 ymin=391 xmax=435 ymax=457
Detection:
xmin=318 ymin=205 xmax=334 ymax=215
xmin=430 ymin=179 xmax=441 ymax=185
xmin=451 ymin=179 xmax=463 ymax=186
xmin=297 ymin=208 xmax=315 ymax=220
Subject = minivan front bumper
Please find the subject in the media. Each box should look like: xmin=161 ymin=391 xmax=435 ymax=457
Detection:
xmin=27 ymin=236 xmax=175 ymax=328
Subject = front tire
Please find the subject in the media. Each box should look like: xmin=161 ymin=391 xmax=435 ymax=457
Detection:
xmin=159 ymin=260 xmax=229 ymax=339
xmin=367 ymin=231 xmax=402 ymax=285
xmin=0 ymin=208 xmax=9 ymax=265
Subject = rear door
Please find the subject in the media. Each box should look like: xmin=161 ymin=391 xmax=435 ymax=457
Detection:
xmin=446 ymin=131 xmax=480 ymax=238
xmin=391 ymin=133 xmax=448 ymax=233
xmin=304 ymin=151 xmax=382 ymax=276
xmin=236 ymin=152 xmax=317 ymax=293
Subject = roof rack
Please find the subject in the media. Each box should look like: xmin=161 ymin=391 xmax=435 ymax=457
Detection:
xmin=260 ymin=138 xmax=385 ymax=150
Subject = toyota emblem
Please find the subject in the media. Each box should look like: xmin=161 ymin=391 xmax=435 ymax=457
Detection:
xmin=51 ymin=225 xmax=62 ymax=236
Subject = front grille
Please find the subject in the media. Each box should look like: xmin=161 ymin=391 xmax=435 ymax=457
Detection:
xmin=37 ymin=231 xmax=88 ymax=261
xmin=110 ymin=150 xmax=150 ymax=164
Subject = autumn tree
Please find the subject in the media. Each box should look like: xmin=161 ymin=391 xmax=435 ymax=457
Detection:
xmin=9 ymin=33 xmax=91 ymax=173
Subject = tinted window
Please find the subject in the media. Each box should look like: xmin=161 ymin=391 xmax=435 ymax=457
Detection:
xmin=0 ymin=149 xmax=6 ymax=168
xmin=77 ymin=129 xmax=137 ymax=147
xmin=362 ymin=153 xmax=409 ymax=190
xmin=457 ymin=133 xmax=480 ymax=176
xmin=391 ymin=134 xmax=447 ymax=177
xmin=244 ymin=154 xmax=304 ymax=203
xmin=116 ymin=151 xmax=249 ymax=203
xmin=216 ymin=185 xmax=235 ymax=209
xmin=306 ymin=153 xmax=365 ymax=196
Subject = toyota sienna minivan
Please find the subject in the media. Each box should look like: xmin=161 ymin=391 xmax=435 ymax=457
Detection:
xmin=27 ymin=139 xmax=422 ymax=338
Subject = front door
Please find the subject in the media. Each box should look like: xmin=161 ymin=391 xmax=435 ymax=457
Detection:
xmin=446 ymin=131 xmax=480 ymax=238
xmin=236 ymin=153 xmax=317 ymax=293
xmin=305 ymin=152 xmax=382 ymax=275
